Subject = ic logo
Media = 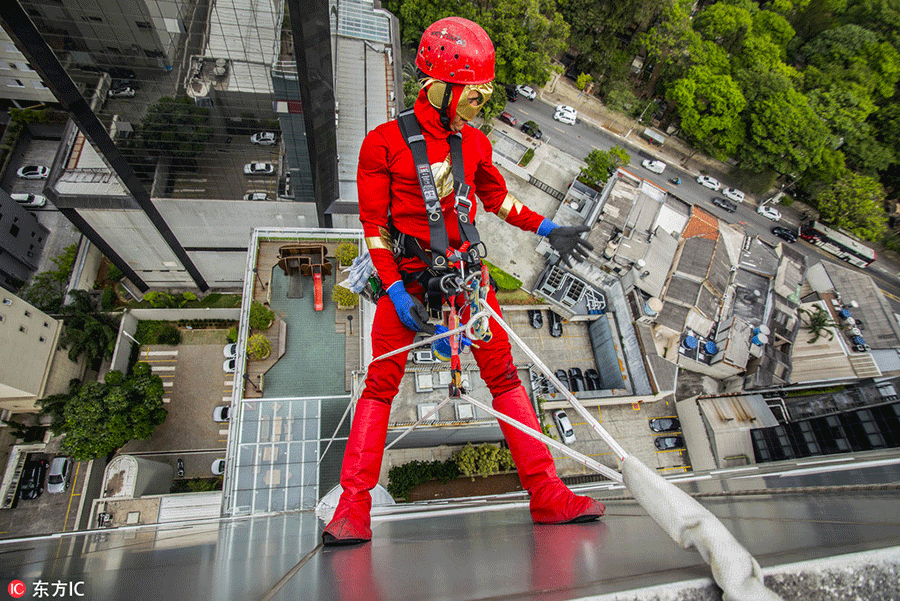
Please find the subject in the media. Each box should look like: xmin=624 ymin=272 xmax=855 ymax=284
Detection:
xmin=8 ymin=580 xmax=26 ymax=598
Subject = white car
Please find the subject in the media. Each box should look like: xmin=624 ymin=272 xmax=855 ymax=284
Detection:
xmin=11 ymin=193 xmax=46 ymax=208
xmin=223 ymin=357 xmax=237 ymax=373
xmin=553 ymin=110 xmax=576 ymax=125
xmin=213 ymin=406 xmax=231 ymax=422
xmin=108 ymin=86 xmax=136 ymax=98
xmin=641 ymin=159 xmax=666 ymax=174
xmin=516 ymin=85 xmax=536 ymax=100
xmin=696 ymin=175 xmax=721 ymax=191
xmin=17 ymin=165 xmax=49 ymax=179
xmin=722 ymin=187 xmax=745 ymax=203
xmin=553 ymin=410 xmax=576 ymax=444
xmin=47 ymin=456 xmax=71 ymax=494
xmin=250 ymin=132 xmax=277 ymax=145
xmin=211 ymin=459 xmax=225 ymax=476
xmin=243 ymin=192 xmax=269 ymax=201
xmin=555 ymin=104 xmax=577 ymax=117
xmin=244 ymin=162 xmax=275 ymax=175
xmin=757 ymin=205 xmax=782 ymax=221
xmin=223 ymin=343 xmax=237 ymax=358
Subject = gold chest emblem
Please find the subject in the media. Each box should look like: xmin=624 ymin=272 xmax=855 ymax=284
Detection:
xmin=430 ymin=156 xmax=454 ymax=199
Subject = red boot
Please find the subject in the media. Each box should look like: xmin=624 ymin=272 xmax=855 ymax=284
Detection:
xmin=494 ymin=386 xmax=606 ymax=524
xmin=322 ymin=399 xmax=391 ymax=546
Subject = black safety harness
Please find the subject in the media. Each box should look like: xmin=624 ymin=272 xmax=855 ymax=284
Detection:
xmin=393 ymin=108 xmax=488 ymax=316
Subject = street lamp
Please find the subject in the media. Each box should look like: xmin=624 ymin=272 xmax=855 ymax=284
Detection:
xmin=347 ymin=315 xmax=353 ymax=334
xmin=253 ymin=267 xmax=267 ymax=290
xmin=243 ymin=372 xmax=260 ymax=392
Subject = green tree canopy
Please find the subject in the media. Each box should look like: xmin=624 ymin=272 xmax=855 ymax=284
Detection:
xmin=39 ymin=363 xmax=167 ymax=460
xmin=579 ymin=145 xmax=630 ymax=188
xmin=135 ymin=96 xmax=212 ymax=161
xmin=19 ymin=243 xmax=78 ymax=314
xmin=814 ymin=171 xmax=887 ymax=239
xmin=58 ymin=290 xmax=120 ymax=364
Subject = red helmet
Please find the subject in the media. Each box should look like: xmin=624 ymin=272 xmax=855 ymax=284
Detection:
xmin=416 ymin=17 xmax=495 ymax=84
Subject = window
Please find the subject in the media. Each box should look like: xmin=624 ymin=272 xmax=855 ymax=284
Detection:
xmin=0 ymin=314 xmax=4 ymax=322
xmin=8 ymin=79 xmax=24 ymax=87
xmin=2 ymin=298 xmax=11 ymax=306
xmin=19 ymin=325 xmax=27 ymax=333
xmin=136 ymin=20 xmax=153 ymax=29
xmin=83 ymin=15 xmax=103 ymax=22
xmin=39 ymin=336 xmax=46 ymax=343
xmin=143 ymin=48 xmax=165 ymax=58
xmin=9 ymin=224 xmax=19 ymax=237
xmin=24 ymin=310 xmax=31 ymax=318
xmin=44 ymin=321 xmax=49 ymax=328
xmin=7 ymin=62 xmax=17 ymax=70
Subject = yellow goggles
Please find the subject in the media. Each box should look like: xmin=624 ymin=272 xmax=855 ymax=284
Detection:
xmin=424 ymin=79 xmax=493 ymax=121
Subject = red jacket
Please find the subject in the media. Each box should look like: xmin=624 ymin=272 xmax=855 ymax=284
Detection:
xmin=358 ymin=93 xmax=546 ymax=287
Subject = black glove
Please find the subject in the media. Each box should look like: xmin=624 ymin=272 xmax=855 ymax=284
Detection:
xmin=548 ymin=225 xmax=594 ymax=266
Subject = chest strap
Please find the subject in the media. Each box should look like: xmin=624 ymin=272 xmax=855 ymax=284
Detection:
xmin=396 ymin=109 xmax=484 ymax=270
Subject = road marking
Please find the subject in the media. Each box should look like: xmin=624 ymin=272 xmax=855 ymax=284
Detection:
xmin=222 ymin=396 xmax=232 ymax=402
xmin=163 ymin=398 xmax=170 ymax=403
xmin=225 ymin=380 xmax=234 ymax=386
xmin=163 ymin=382 xmax=173 ymax=387
xmin=146 ymin=350 xmax=178 ymax=356
xmin=62 ymin=463 xmax=80 ymax=531
xmin=150 ymin=366 xmax=176 ymax=371
xmin=218 ymin=429 xmax=229 ymax=436
xmin=881 ymin=289 xmax=900 ymax=303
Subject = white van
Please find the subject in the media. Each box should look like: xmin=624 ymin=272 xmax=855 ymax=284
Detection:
xmin=641 ymin=159 xmax=666 ymax=174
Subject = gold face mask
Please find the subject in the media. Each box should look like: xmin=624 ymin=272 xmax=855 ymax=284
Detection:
xmin=424 ymin=79 xmax=493 ymax=121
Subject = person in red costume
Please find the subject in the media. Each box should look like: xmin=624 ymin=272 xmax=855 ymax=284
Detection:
xmin=322 ymin=16 xmax=604 ymax=546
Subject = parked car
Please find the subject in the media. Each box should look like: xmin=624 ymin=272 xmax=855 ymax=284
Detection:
xmin=654 ymin=435 xmax=685 ymax=450
xmin=649 ymin=417 xmax=681 ymax=433
xmin=223 ymin=357 xmax=237 ymax=373
xmin=528 ymin=309 xmax=543 ymax=329
xmin=584 ymin=368 xmax=602 ymax=391
xmin=504 ymin=85 xmax=518 ymax=102
xmin=696 ymin=175 xmax=721 ymax=190
xmin=722 ymin=187 xmax=745 ymax=203
xmin=641 ymin=159 xmax=666 ymax=174
xmin=772 ymin=226 xmax=797 ymax=242
xmin=555 ymin=105 xmax=577 ymax=117
xmin=243 ymin=162 xmax=275 ymax=175
xmin=554 ymin=369 xmax=570 ymax=391
xmin=108 ymin=86 xmax=135 ymax=98
xmin=543 ymin=375 xmax=556 ymax=395
xmin=223 ymin=343 xmax=237 ymax=358
xmin=243 ymin=192 xmax=269 ymax=201
xmin=10 ymin=193 xmax=46 ymax=208
xmin=213 ymin=406 xmax=231 ymax=422
xmin=553 ymin=110 xmax=575 ymax=125
xmin=568 ymin=367 xmax=585 ymax=392
xmin=553 ymin=410 xmax=576 ymax=444
xmin=548 ymin=310 xmax=563 ymax=337
xmin=211 ymin=459 xmax=226 ymax=476
xmin=108 ymin=67 xmax=136 ymax=80
xmin=17 ymin=165 xmax=49 ymax=179
xmin=757 ymin=205 xmax=782 ymax=221
xmin=47 ymin=456 xmax=72 ymax=494
xmin=521 ymin=120 xmax=542 ymax=139
xmin=712 ymin=197 xmax=737 ymax=213
xmin=19 ymin=459 xmax=47 ymax=500
xmin=498 ymin=111 xmax=517 ymax=127
xmin=251 ymin=132 xmax=277 ymax=146
xmin=516 ymin=85 xmax=536 ymax=100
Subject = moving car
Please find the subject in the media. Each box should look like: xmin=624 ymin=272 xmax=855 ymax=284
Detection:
xmin=712 ymin=197 xmax=737 ymax=213
xmin=722 ymin=187 xmax=745 ymax=203
xmin=211 ymin=459 xmax=226 ymax=476
xmin=223 ymin=343 xmax=237 ymax=358
xmin=251 ymin=132 xmax=277 ymax=146
xmin=243 ymin=192 xmax=269 ymax=201
xmin=516 ymin=85 xmax=536 ymax=100
xmin=568 ymin=367 xmax=585 ymax=392
xmin=11 ymin=193 xmax=46 ymax=208
xmin=757 ymin=205 xmax=782 ymax=221
xmin=505 ymin=85 xmax=518 ymax=102
xmin=548 ymin=310 xmax=563 ymax=337
xmin=584 ymin=368 xmax=602 ymax=391
xmin=641 ymin=159 xmax=666 ymax=174
xmin=47 ymin=456 xmax=72 ymax=494
xmin=528 ymin=309 xmax=543 ymax=329
xmin=553 ymin=410 xmax=576 ymax=444
xmin=17 ymin=165 xmax=49 ymax=179
xmin=553 ymin=110 xmax=575 ymax=125
xmin=223 ymin=357 xmax=237 ymax=373
xmin=19 ymin=459 xmax=47 ymax=500
xmin=649 ymin=417 xmax=680 ymax=433
xmin=772 ymin=226 xmax=797 ymax=242
xmin=498 ymin=111 xmax=517 ymax=127
xmin=696 ymin=175 xmax=721 ymax=190
xmin=213 ymin=406 xmax=231 ymax=422
xmin=654 ymin=435 xmax=685 ymax=450
xmin=108 ymin=86 xmax=135 ymax=98
xmin=554 ymin=369 xmax=570 ymax=391
xmin=521 ymin=120 xmax=542 ymax=139
xmin=244 ymin=162 xmax=275 ymax=175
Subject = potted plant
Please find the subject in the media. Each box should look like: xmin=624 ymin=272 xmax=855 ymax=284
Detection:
xmin=246 ymin=333 xmax=271 ymax=360
xmin=249 ymin=300 xmax=275 ymax=330
xmin=332 ymin=285 xmax=359 ymax=309
xmin=334 ymin=241 xmax=359 ymax=267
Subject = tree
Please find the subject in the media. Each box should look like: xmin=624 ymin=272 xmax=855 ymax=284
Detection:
xmin=694 ymin=2 xmax=756 ymax=55
xmin=249 ymin=300 xmax=275 ymax=330
xmin=134 ymin=96 xmax=212 ymax=162
xmin=667 ymin=66 xmax=747 ymax=160
xmin=40 ymin=363 xmax=167 ymax=460
xmin=579 ymin=146 xmax=630 ymax=188
xmin=798 ymin=304 xmax=840 ymax=343
xmin=19 ymin=243 xmax=78 ymax=314
xmin=814 ymin=171 xmax=887 ymax=239
xmin=58 ymin=290 xmax=119 ymax=364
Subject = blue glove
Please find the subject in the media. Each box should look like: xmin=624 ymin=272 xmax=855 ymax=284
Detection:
xmin=431 ymin=325 xmax=473 ymax=361
xmin=387 ymin=281 xmax=435 ymax=334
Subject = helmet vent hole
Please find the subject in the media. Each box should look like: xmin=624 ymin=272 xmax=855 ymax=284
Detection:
xmin=455 ymin=54 xmax=459 ymax=59
xmin=440 ymin=45 xmax=445 ymax=51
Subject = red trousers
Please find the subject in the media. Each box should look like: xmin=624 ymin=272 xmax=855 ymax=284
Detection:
xmin=361 ymin=283 xmax=520 ymax=405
